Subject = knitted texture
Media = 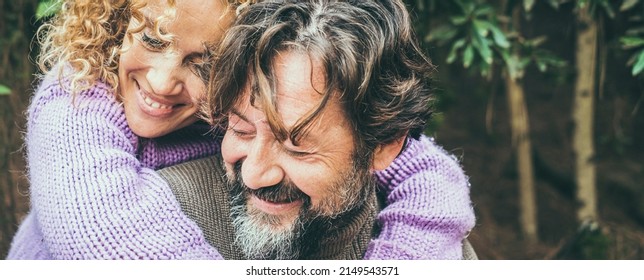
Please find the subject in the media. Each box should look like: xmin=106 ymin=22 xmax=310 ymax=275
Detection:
xmin=7 ymin=74 xmax=223 ymax=259
xmin=8 ymin=72 xmax=475 ymax=260
xmin=367 ymin=135 xmax=476 ymax=259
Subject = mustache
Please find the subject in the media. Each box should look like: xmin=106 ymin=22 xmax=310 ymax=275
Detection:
xmin=232 ymin=161 xmax=310 ymax=204
xmin=250 ymin=184 xmax=306 ymax=203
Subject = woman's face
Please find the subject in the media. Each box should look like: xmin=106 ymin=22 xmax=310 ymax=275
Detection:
xmin=118 ymin=0 xmax=233 ymax=138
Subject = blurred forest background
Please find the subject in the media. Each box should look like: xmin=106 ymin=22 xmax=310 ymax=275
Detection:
xmin=1 ymin=0 xmax=643 ymax=259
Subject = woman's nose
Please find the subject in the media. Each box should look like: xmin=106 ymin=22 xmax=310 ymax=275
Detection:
xmin=147 ymin=59 xmax=184 ymax=96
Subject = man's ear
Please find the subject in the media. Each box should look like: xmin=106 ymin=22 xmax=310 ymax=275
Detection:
xmin=372 ymin=135 xmax=407 ymax=171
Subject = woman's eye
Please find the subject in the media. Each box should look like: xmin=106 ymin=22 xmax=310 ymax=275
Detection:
xmin=141 ymin=32 xmax=169 ymax=50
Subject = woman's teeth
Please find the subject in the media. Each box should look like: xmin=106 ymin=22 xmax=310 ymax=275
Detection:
xmin=144 ymin=96 xmax=171 ymax=109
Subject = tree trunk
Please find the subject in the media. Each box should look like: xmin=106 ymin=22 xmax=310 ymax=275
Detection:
xmin=572 ymin=5 xmax=598 ymax=223
xmin=505 ymin=75 xmax=538 ymax=244
xmin=504 ymin=4 xmax=538 ymax=244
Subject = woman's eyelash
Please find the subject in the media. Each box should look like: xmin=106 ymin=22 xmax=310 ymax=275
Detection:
xmin=141 ymin=32 xmax=169 ymax=50
xmin=285 ymin=148 xmax=312 ymax=158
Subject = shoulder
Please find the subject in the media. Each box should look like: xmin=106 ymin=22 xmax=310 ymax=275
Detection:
xmin=158 ymin=156 xmax=226 ymax=185
xmin=30 ymin=67 xmax=116 ymax=115
xmin=29 ymin=69 xmax=125 ymax=124
xmin=377 ymin=134 xmax=469 ymax=188
xmin=158 ymin=155 xmax=230 ymax=210
xmin=405 ymin=135 xmax=463 ymax=166
xmin=158 ymin=155 xmax=244 ymax=259
xmin=411 ymin=135 xmax=467 ymax=181
xmin=26 ymin=69 xmax=136 ymax=149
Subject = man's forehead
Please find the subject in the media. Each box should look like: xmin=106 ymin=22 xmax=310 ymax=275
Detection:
xmin=231 ymin=92 xmax=335 ymax=146
xmin=229 ymin=50 xmax=350 ymax=144
xmin=231 ymin=92 xmax=329 ymax=128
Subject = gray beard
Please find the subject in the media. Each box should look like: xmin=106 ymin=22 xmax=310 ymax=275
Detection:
xmin=227 ymin=153 xmax=374 ymax=260
xmin=229 ymin=193 xmax=308 ymax=260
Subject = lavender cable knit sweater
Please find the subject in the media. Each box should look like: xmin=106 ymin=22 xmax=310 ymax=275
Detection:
xmin=7 ymin=75 xmax=475 ymax=259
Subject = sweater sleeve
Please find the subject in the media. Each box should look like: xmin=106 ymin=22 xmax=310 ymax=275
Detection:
xmin=23 ymin=79 xmax=223 ymax=259
xmin=138 ymin=123 xmax=221 ymax=170
xmin=6 ymin=213 xmax=51 ymax=259
xmin=365 ymin=135 xmax=476 ymax=259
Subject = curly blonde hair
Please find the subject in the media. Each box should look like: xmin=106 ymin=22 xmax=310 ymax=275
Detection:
xmin=37 ymin=0 xmax=257 ymax=96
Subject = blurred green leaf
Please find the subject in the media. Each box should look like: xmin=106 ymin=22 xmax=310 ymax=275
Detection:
xmin=547 ymin=0 xmax=562 ymax=9
xmin=472 ymin=30 xmax=493 ymax=64
xmin=36 ymin=0 xmax=62 ymax=20
xmin=620 ymin=36 xmax=644 ymax=49
xmin=479 ymin=60 xmax=492 ymax=78
xmin=426 ymin=25 xmax=458 ymax=43
xmin=463 ymin=44 xmax=474 ymax=68
xmin=599 ymin=0 xmax=616 ymax=18
xmin=0 ymin=84 xmax=11 ymax=95
xmin=457 ymin=0 xmax=476 ymax=14
xmin=473 ymin=5 xmax=494 ymax=17
xmin=625 ymin=26 xmax=644 ymax=35
xmin=447 ymin=39 xmax=466 ymax=64
xmin=489 ymin=24 xmax=510 ymax=48
xmin=535 ymin=52 xmax=566 ymax=68
xmin=620 ymin=0 xmax=640 ymax=11
xmin=473 ymin=20 xmax=490 ymax=37
xmin=632 ymin=50 xmax=644 ymax=76
xmin=450 ymin=16 xmax=468 ymax=25
xmin=525 ymin=36 xmax=548 ymax=48
xmin=524 ymin=0 xmax=536 ymax=12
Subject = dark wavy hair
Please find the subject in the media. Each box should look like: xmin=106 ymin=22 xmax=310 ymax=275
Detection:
xmin=207 ymin=0 xmax=435 ymax=153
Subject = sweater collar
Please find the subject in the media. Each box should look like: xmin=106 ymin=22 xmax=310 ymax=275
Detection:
xmin=299 ymin=188 xmax=378 ymax=259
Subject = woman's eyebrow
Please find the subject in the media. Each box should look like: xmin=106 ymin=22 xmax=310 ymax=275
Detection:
xmin=143 ymin=15 xmax=168 ymax=35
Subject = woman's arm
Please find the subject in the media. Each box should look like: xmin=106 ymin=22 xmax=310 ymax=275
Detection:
xmin=365 ymin=135 xmax=476 ymax=259
xmin=21 ymin=79 xmax=223 ymax=259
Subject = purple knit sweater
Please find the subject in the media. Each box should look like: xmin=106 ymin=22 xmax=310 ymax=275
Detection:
xmin=7 ymin=75 xmax=475 ymax=259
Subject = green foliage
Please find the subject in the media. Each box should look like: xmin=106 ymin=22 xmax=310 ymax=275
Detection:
xmin=621 ymin=0 xmax=641 ymax=11
xmin=523 ymin=0 xmax=536 ymax=12
xmin=36 ymin=0 xmax=62 ymax=20
xmin=514 ymin=36 xmax=567 ymax=74
xmin=425 ymin=0 xmax=566 ymax=80
xmin=547 ymin=0 xmax=617 ymax=18
xmin=568 ymin=0 xmax=616 ymax=18
xmin=572 ymin=222 xmax=610 ymax=259
xmin=0 ymin=84 xmax=11 ymax=95
xmin=619 ymin=0 xmax=644 ymax=76
xmin=426 ymin=0 xmax=510 ymax=78
xmin=621 ymin=36 xmax=644 ymax=75
xmin=544 ymin=0 xmax=563 ymax=10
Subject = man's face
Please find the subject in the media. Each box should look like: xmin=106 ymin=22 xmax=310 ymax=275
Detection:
xmin=220 ymin=51 xmax=374 ymax=259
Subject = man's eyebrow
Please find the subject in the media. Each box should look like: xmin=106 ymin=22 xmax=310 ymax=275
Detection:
xmin=231 ymin=107 xmax=322 ymax=147
xmin=230 ymin=108 xmax=252 ymax=124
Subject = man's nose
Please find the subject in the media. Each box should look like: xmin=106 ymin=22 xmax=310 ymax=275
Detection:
xmin=241 ymin=141 xmax=284 ymax=189
xmin=147 ymin=59 xmax=184 ymax=96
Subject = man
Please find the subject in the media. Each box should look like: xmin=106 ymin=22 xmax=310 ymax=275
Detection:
xmin=160 ymin=0 xmax=475 ymax=260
